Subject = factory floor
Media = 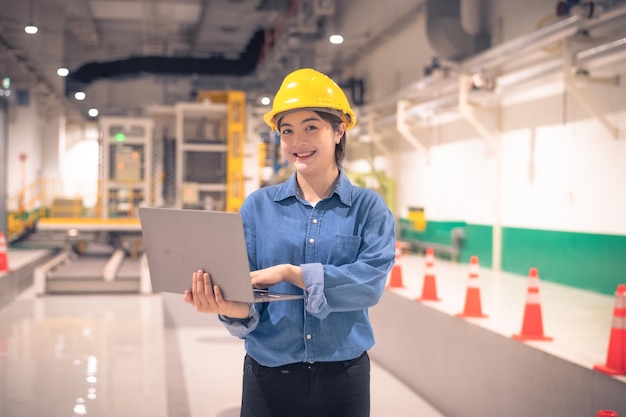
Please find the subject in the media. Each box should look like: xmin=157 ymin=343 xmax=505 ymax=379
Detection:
xmin=0 ymin=247 xmax=624 ymax=417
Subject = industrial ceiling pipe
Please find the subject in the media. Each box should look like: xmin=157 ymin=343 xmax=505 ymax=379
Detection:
xmin=425 ymin=0 xmax=490 ymax=61
xmin=461 ymin=0 xmax=626 ymax=71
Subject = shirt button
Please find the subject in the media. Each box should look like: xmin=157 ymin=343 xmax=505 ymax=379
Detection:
xmin=309 ymin=238 xmax=315 ymax=244
xmin=306 ymin=334 xmax=312 ymax=340
xmin=312 ymin=219 xmax=318 ymax=224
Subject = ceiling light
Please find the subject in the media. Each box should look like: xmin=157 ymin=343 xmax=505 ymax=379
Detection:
xmin=329 ymin=34 xmax=344 ymax=45
xmin=57 ymin=67 xmax=69 ymax=77
xmin=260 ymin=96 xmax=271 ymax=106
xmin=74 ymin=91 xmax=86 ymax=101
xmin=25 ymin=0 xmax=38 ymax=34
xmin=88 ymin=108 xmax=99 ymax=117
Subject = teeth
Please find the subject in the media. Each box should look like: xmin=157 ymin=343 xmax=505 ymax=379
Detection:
xmin=296 ymin=151 xmax=314 ymax=157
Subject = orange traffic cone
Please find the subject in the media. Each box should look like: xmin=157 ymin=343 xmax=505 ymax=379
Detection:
xmin=593 ymin=284 xmax=626 ymax=376
xmin=387 ymin=242 xmax=404 ymax=288
xmin=512 ymin=267 xmax=553 ymax=341
xmin=0 ymin=232 xmax=9 ymax=272
xmin=417 ymin=248 xmax=441 ymax=301
xmin=456 ymin=256 xmax=488 ymax=318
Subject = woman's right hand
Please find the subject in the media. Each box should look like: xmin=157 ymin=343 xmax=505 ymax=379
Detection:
xmin=183 ymin=269 xmax=250 ymax=319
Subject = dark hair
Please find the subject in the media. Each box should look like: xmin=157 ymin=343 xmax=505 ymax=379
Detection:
xmin=315 ymin=111 xmax=346 ymax=168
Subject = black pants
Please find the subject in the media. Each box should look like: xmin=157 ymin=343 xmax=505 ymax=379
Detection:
xmin=240 ymin=351 xmax=370 ymax=417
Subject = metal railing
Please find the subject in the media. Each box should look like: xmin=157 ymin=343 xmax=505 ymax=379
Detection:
xmin=6 ymin=178 xmax=104 ymax=242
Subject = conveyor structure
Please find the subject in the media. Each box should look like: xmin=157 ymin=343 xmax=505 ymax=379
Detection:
xmin=33 ymin=217 xmax=151 ymax=295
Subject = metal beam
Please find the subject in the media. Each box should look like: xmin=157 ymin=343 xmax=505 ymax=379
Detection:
xmin=563 ymin=39 xmax=620 ymax=139
xmin=457 ymin=74 xmax=498 ymax=147
xmin=396 ymin=100 xmax=428 ymax=153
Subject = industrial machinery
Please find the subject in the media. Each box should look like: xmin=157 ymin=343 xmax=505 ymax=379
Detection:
xmin=32 ymin=92 xmax=247 ymax=295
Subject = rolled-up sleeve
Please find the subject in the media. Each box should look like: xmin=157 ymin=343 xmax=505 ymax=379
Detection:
xmin=301 ymin=262 xmax=326 ymax=314
xmin=303 ymin=198 xmax=396 ymax=320
xmin=218 ymin=303 xmax=260 ymax=338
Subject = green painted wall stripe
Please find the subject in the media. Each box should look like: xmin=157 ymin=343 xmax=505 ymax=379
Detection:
xmin=399 ymin=218 xmax=466 ymax=246
xmin=398 ymin=219 xmax=626 ymax=295
xmin=501 ymin=227 xmax=626 ymax=295
xmin=460 ymin=224 xmax=492 ymax=267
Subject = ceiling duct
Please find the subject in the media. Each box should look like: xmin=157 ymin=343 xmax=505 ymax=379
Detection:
xmin=425 ymin=0 xmax=490 ymax=61
xmin=65 ymin=29 xmax=265 ymax=95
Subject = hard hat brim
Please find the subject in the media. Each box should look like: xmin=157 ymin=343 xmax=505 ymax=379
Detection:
xmin=264 ymin=106 xmax=356 ymax=131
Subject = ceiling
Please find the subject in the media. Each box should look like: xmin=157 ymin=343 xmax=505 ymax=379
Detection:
xmin=0 ymin=0 xmax=344 ymax=120
xmin=4 ymin=0 xmax=626 ymax=125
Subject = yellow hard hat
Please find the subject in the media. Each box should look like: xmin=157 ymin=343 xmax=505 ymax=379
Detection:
xmin=263 ymin=68 xmax=357 ymax=131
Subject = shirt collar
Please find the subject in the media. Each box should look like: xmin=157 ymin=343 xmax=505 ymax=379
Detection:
xmin=273 ymin=170 xmax=353 ymax=206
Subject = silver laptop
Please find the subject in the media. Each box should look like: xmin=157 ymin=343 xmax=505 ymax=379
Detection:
xmin=139 ymin=207 xmax=305 ymax=303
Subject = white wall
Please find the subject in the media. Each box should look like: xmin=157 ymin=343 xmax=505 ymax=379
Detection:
xmin=390 ymin=103 xmax=626 ymax=235
xmin=40 ymin=111 xmax=63 ymax=181
xmin=501 ymin=111 xmax=626 ymax=234
xmin=5 ymin=1 xmax=71 ymax=205
xmin=7 ymin=103 xmax=42 ymax=197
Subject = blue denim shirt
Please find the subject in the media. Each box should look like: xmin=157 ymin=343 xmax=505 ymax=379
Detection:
xmin=219 ymin=170 xmax=396 ymax=367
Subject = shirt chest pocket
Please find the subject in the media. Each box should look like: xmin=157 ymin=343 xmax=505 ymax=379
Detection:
xmin=329 ymin=235 xmax=362 ymax=265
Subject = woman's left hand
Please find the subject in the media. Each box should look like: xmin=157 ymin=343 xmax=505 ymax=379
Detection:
xmin=250 ymin=264 xmax=305 ymax=290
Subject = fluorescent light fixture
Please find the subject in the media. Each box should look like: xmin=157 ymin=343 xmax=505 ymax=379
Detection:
xmin=25 ymin=25 xmax=38 ymax=34
xmin=329 ymin=34 xmax=344 ymax=45
xmin=74 ymin=91 xmax=86 ymax=100
xmin=57 ymin=67 xmax=69 ymax=77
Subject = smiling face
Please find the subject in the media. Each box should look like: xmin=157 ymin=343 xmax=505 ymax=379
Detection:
xmin=278 ymin=110 xmax=345 ymax=178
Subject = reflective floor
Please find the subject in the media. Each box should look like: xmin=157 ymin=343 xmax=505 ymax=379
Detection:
xmin=0 ymin=249 xmax=624 ymax=417
xmin=0 ymin=249 xmax=444 ymax=417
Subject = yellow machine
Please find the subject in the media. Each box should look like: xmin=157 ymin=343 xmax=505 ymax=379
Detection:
xmin=196 ymin=90 xmax=246 ymax=213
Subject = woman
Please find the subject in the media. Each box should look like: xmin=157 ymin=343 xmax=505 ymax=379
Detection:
xmin=184 ymin=68 xmax=396 ymax=417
